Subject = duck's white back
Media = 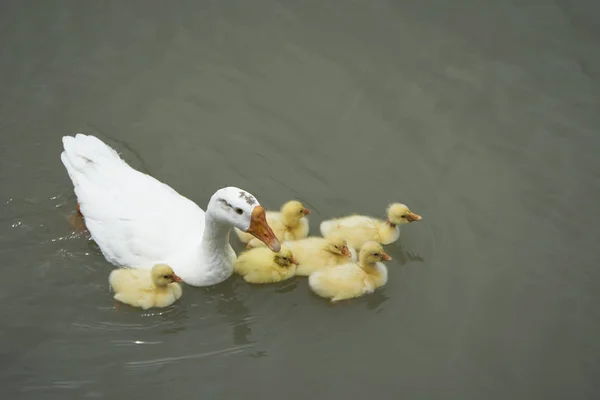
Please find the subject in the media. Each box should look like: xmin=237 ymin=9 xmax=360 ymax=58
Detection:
xmin=61 ymin=134 xmax=205 ymax=269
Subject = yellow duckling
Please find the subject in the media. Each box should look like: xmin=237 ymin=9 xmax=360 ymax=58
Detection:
xmin=320 ymin=203 xmax=422 ymax=250
xmin=233 ymin=245 xmax=298 ymax=284
xmin=109 ymin=264 xmax=183 ymax=310
xmin=308 ymin=241 xmax=391 ymax=302
xmin=284 ymin=236 xmax=356 ymax=277
xmin=235 ymin=200 xmax=311 ymax=248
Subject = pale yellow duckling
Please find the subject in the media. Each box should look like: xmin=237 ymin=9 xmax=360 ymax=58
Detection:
xmin=308 ymin=241 xmax=391 ymax=303
xmin=233 ymin=245 xmax=298 ymax=284
xmin=109 ymin=264 xmax=183 ymax=310
xmin=235 ymin=200 xmax=311 ymax=248
xmin=320 ymin=203 xmax=422 ymax=250
xmin=284 ymin=236 xmax=356 ymax=277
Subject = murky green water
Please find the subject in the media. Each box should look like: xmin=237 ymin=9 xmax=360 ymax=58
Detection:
xmin=1 ymin=1 xmax=599 ymax=399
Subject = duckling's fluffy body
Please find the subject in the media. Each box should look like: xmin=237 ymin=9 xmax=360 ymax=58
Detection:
xmin=320 ymin=203 xmax=421 ymax=250
xmin=235 ymin=201 xmax=310 ymax=248
xmin=308 ymin=241 xmax=391 ymax=302
xmin=109 ymin=264 xmax=183 ymax=309
xmin=284 ymin=236 xmax=356 ymax=276
xmin=234 ymin=246 xmax=298 ymax=284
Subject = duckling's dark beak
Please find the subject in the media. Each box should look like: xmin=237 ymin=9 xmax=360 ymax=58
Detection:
xmin=381 ymin=251 xmax=392 ymax=261
xmin=303 ymin=208 xmax=311 ymax=215
xmin=405 ymin=212 xmax=422 ymax=222
xmin=247 ymin=206 xmax=281 ymax=252
xmin=341 ymin=246 xmax=352 ymax=258
xmin=172 ymin=273 xmax=183 ymax=283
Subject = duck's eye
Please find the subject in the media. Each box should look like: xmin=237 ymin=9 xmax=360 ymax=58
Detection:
xmin=163 ymin=275 xmax=170 ymax=279
xmin=235 ymin=208 xmax=243 ymax=215
xmin=373 ymin=253 xmax=380 ymax=257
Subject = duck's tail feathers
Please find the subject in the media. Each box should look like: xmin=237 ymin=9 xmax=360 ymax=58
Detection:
xmin=61 ymin=134 xmax=124 ymax=184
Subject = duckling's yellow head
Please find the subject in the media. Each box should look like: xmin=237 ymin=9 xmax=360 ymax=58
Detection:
xmin=386 ymin=203 xmax=422 ymax=226
xmin=273 ymin=246 xmax=298 ymax=267
xmin=359 ymin=241 xmax=391 ymax=264
xmin=151 ymin=264 xmax=183 ymax=286
xmin=326 ymin=236 xmax=352 ymax=258
xmin=281 ymin=200 xmax=311 ymax=225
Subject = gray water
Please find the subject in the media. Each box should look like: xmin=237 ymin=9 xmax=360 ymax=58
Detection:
xmin=1 ymin=1 xmax=599 ymax=399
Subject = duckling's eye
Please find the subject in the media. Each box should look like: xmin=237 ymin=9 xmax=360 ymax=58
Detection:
xmin=163 ymin=275 xmax=170 ymax=279
xmin=235 ymin=208 xmax=243 ymax=215
xmin=373 ymin=253 xmax=380 ymax=257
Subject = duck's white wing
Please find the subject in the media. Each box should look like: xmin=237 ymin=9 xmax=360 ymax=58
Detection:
xmin=61 ymin=134 xmax=205 ymax=268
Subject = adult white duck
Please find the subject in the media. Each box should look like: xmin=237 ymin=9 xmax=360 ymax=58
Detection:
xmin=60 ymin=134 xmax=281 ymax=287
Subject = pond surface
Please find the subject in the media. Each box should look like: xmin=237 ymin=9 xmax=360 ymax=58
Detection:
xmin=1 ymin=1 xmax=599 ymax=399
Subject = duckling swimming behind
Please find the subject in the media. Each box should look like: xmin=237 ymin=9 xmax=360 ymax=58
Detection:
xmin=109 ymin=264 xmax=183 ymax=310
xmin=235 ymin=200 xmax=310 ymax=248
xmin=234 ymin=245 xmax=298 ymax=284
xmin=284 ymin=236 xmax=356 ymax=277
xmin=320 ymin=203 xmax=421 ymax=250
xmin=308 ymin=241 xmax=391 ymax=303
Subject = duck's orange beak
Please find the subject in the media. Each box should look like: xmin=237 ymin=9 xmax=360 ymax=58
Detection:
xmin=405 ymin=212 xmax=422 ymax=222
xmin=172 ymin=273 xmax=183 ymax=283
xmin=381 ymin=250 xmax=392 ymax=261
xmin=303 ymin=208 xmax=311 ymax=215
xmin=341 ymin=245 xmax=352 ymax=258
xmin=246 ymin=206 xmax=281 ymax=252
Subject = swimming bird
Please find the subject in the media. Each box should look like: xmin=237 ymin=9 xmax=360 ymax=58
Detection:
xmin=109 ymin=264 xmax=183 ymax=309
xmin=60 ymin=133 xmax=281 ymax=287
xmin=320 ymin=203 xmax=421 ymax=250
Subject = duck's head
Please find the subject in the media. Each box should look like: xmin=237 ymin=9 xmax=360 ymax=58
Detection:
xmin=273 ymin=246 xmax=298 ymax=267
xmin=386 ymin=203 xmax=422 ymax=226
xmin=326 ymin=236 xmax=352 ymax=258
xmin=281 ymin=200 xmax=311 ymax=226
xmin=209 ymin=187 xmax=281 ymax=252
xmin=359 ymin=241 xmax=391 ymax=264
xmin=151 ymin=264 xmax=183 ymax=286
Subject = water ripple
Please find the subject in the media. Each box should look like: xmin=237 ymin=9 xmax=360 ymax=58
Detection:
xmin=124 ymin=344 xmax=254 ymax=370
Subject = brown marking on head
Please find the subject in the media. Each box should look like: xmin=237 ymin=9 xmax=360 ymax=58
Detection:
xmin=238 ymin=191 xmax=257 ymax=206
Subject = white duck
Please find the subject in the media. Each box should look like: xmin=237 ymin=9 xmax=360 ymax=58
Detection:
xmin=60 ymin=134 xmax=281 ymax=287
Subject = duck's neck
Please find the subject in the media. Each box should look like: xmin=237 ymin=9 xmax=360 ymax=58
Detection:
xmin=283 ymin=215 xmax=300 ymax=229
xmin=361 ymin=261 xmax=376 ymax=269
xmin=201 ymin=212 xmax=233 ymax=255
xmin=380 ymin=220 xmax=400 ymax=244
xmin=179 ymin=210 xmax=234 ymax=287
xmin=323 ymin=248 xmax=343 ymax=262
xmin=361 ymin=261 xmax=387 ymax=288
xmin=152 ymin=282 xmax=170 ymax=292
xmin=360 ymin=261 xmax=379 ymax=275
